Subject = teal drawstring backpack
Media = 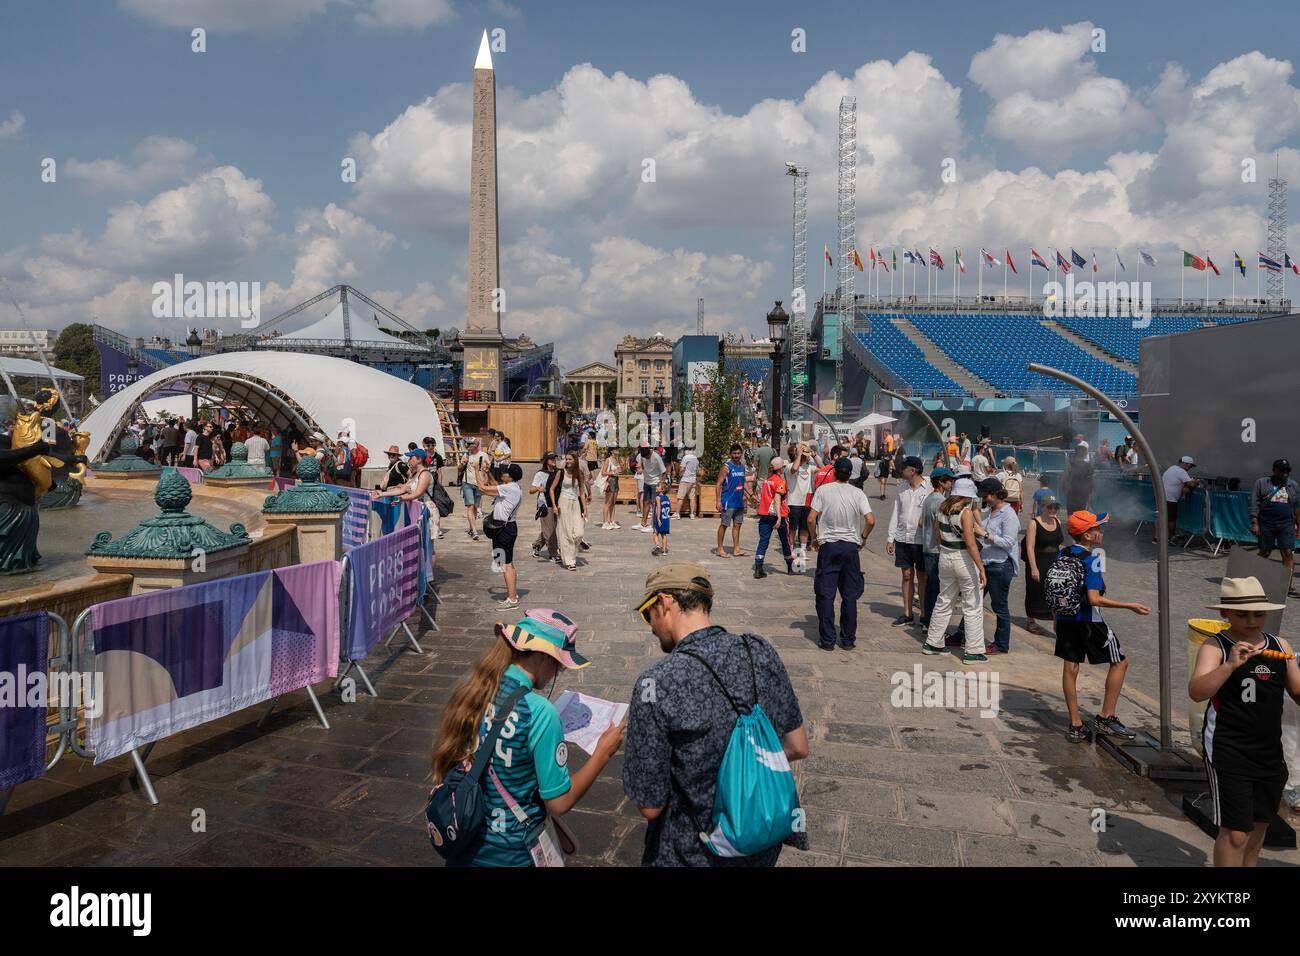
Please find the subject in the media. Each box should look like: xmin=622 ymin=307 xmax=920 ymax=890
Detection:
xmin=679 ymin=637 xmax=801 ymax=858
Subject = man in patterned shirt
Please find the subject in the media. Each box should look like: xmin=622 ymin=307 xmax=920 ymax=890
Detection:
xmin=623 ymin=563 xmax=810 ymax=866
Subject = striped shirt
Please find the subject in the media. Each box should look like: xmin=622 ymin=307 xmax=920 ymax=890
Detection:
xmin=937 ymin=508 xmax=967 ymax=550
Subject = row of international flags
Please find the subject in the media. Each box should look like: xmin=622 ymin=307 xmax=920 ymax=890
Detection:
xmin=822 ymin=244 xmax=1300 ymax=277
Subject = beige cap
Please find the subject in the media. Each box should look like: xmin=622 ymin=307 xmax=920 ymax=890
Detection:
xmin=638 ymin=562 xmax=714 ymax=608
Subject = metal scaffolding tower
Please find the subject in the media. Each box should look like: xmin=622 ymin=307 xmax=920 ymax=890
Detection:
xmin=786 ymin=163 xmax=809 ymax=413
xmin=835 ymin=96 xmax=857 ymax=412
xmin=697 ymin=297 xmax=704 ymax=334
xmin=1267 ymin=162 xmax=1287 ymax=305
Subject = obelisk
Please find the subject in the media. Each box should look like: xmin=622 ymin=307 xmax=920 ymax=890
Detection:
xmin=462 ymin=29 xmax=505 ymax=402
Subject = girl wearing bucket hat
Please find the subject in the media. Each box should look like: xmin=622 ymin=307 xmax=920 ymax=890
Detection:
xmin=1189 ymin=577 xmax=1299 ymax=867
xmin=431 ymin=609 xmax=624 ymax=867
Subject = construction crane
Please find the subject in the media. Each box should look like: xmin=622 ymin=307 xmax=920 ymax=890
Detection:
xmin=785 ymin=163 xmax=809 ymax=416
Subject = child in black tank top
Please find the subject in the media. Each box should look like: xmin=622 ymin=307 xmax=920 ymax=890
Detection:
xmin=1189 ymin=577 xmax=1300 ymax=867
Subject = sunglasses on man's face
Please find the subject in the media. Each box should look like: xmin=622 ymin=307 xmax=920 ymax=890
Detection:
xmin=637 ymin=593 xmax=662 ymax=626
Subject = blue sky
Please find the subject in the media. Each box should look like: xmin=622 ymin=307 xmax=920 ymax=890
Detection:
xmin=2 ymin=0 xmax=1299 ymax=366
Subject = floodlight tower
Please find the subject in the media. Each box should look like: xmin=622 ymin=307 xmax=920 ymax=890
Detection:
xmin=786 ymin=163 xmax=809 ymax=414
xmin=836 ymin=96 xmax=857 ymax=413
xmin=1267 ymin=157 xmax=1287 ymax=305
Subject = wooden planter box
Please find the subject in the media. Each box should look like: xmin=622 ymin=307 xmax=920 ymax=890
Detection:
xmin=611 ymin=480 xmax=719 ymax=516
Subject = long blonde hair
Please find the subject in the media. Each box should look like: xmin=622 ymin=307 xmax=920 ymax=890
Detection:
xmin=432 ymin=638 xmax=535 ymax=782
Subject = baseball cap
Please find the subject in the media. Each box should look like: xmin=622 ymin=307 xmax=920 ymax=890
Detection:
xmin=977 ymin=477 xmax=1003 ymax=495
xmin=1067 ymin=510 xmax=1109 ymax=536
xmin=1180 ymin=455 xmax=1195 ymax=466
xmin=833 ymin=457 xmax=853 ymax=476
xmin=405 ymin=449 xmax=427 ymax=462
xmin=1273 ymin=458 xmax=1292 ymax=472
xmin=903 ymin=456 xmax=923 ymax=472
xmin=769 ymin=456 xmax=787 ymax=470
xmin=930 ymin=467 xmax=955 ymax=481
xmin=637 ymin=562 xmax=714 ymax=610
xmin=1040 ymin=495 xmax=1060 ymax=508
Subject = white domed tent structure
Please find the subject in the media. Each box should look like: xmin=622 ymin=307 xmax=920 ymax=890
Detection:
xmin=81 ymin=351 xmax=443 ymax=463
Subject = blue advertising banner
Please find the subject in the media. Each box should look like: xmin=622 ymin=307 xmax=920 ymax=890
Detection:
xmin=345 ymin=523 xmax=421 ymax=661
xmin=0 ymin=611 xmax=50 ymax=790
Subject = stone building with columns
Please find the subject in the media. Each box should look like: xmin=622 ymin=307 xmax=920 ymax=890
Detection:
xmin=565 ymin=362 xmax=616 ymax=413
xmin=614 ymin=334 xmax=674 ymax=410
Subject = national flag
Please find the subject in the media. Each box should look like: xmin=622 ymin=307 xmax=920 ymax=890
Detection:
xmin=1030 ymin=249 xmax=1049 ymax=270
xmin=1233 ymin=251 xmax=1246 ymax=276
xmin=929 ymin=248 xmax=945 ymax=270
xmin=956 ymin=250 xmax=966 ymax=273
xmin=903 ymin=250 xmax=917 ymax=264
xmin=1091 ymin=250 xmax=1099 ymax=273
xmin=1206 ymin=255 xmax=1220 ymax=276
xmin=892 ymin=249 xmax=897 ymax=271
xmin=1288 ymin=253 xmax=1300 ymax=275
xmin=1005 ymin=249 xmax=1018 ymax=274
xmin=1055 ymin=250 xmax=1071 ymax=273
xmin=1139 ymin=249 xmax=1157 ymax=267
xmin=852 ymin=248 xmax=863 ymax=271
xmin=824 ymin=245 xmax=833 ymax=267
xmin=1258 ymin=252 xmax=1282 ymax=272
xmin=1070 ymin=249 xmax=1087 ymax=269
xmin=1115 ymin=250 xmax=1125 ymax=272
xmin=868 ymin=247 xmax=877 ymax=267
xmin=915 ymin=249 xmax=927 ymax=268
xmin=879 ymin=254 xmax=890 ymax=273
xmin=1182 ymin=251 xmax=1207 ymax=271
xmin=981 ymin=248 xmax=999 ymax=267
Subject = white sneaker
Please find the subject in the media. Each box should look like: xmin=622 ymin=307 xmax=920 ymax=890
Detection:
xmin=670 ymin=513 xmax=680 ymax=520
xmin=611 ymin=522 xmax=622 ymax=529
xmin=639 ymin=525 xmax=654 ymax=533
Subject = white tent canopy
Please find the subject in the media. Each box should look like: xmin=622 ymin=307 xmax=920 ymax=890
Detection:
xmin=845 ymin=412 xmax=897 ymax=432
xmin=268 ymin=303 xmax=424 ymax=350
xmin=81 ymin=351 xmax=443 ymax=461
xmin=0 ymin=357 xmax=83 ymax=382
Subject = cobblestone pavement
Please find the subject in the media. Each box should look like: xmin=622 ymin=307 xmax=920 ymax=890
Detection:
xmin=3 ymin=478 xmax=1297 ymax=867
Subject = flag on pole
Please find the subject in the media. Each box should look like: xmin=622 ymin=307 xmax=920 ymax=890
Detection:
xmin=1030 ymin=249 xmax=1050 ymax=270
xmin=1139 ymin=249 xmax=1157 ymax=267
xmin=868 ymin=247 xmax=877 ymax=267
xmin=1091 ymin=250 xmax=1099 ymax=273
xmin=1258 ymin=252 xmax=1282 ymax=272
xmin=981 ymin=248 xmax=1000 ymax=267
xmin=1234 ymin=251 xmax=1246 ymax=276
xmin=1115 ymin=250 xmax=1125 ymax=272
xmin=824 ymin=245 xmax=833 ymax=267
xmin=1070 ymin=249 xmax=1087 ymax=269
xmin=1055 ymin=250 xmax=1071 ymax=273
xmin=1288 ymin=253 xmax=1300 ymax=275
xmin=956 ymin=250 xmax=966 ymax=273
xmin=1182 ymin=251 xmax=1207 ymax=271
xmin=1206 ymin=255 xmax=1220 ymax=276
xmin=915 ymin=249 xmax=927 ymax=268
xmin=1005 ymin=249 xmax=1018 ymax=274
xmin=892 ymin=249 xmax=897 ymax=271
xmin=879 ymin=255 xmax=890 ymax=273
xmin=852 ymin=248 xmax=864 ymax=271
xmin=929 ymin=248 xmax=945 ymax=269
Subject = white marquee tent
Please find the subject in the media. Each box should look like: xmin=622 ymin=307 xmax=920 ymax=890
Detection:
xmin=81 ymin=351 xmax=443 ymax=462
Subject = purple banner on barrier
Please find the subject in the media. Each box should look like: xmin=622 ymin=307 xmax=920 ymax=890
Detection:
xmin=0 ymin=611 xmax=49 ymax=790
xmin=87 ymin=561 xmax=341 ymax=764
xmin=273 ymin=477 xmax=298 ymax=492
xmin=346 ymin=522 xmax=421 ymax=660
xmin=341 ymin=487 xmax=372 ymax=551
xmin=174 ymin=466 xmax=204 ymax=485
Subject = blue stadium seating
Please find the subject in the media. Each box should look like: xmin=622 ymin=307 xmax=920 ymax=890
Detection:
xmin=1050 ymin=314 xmax=1252 ymax=365
xmin=853 ymin=318 xmax=961 ymax=394
xmin=905 ymin=313 xmax=1137 ymax=397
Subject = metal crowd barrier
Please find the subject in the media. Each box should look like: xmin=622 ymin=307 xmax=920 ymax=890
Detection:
xmin=0 ymin=612 xmax=72 ymax=817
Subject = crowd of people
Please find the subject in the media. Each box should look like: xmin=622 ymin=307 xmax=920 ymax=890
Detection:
xmin=418 ymin=422 xmax=1300 ymax=869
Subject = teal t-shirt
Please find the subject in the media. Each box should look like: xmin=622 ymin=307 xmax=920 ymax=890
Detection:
xmin=469 ymin=664 xmax=572 ymax=867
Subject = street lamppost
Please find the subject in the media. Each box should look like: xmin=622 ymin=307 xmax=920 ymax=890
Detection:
xmin=185 ymin=329 xmax=201 ymax=420
xmin=766 ymin=300 xmax=788 ymax=442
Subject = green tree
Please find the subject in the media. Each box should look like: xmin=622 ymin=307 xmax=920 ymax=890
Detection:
xmin=693 ymin=362 xmax=741 ymax=482
xmin=53 ymin=322 xmax=100 ymax=397
xmin=602 ymin=380 xmax=616 ymax=409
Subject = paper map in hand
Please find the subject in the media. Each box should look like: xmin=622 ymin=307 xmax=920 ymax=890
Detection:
xmin=553 ymin=691 xmax=628 ymax=755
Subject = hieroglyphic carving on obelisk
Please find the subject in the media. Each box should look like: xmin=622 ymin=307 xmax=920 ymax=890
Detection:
xmin=463 ymin=30 xmax=505 ymax=401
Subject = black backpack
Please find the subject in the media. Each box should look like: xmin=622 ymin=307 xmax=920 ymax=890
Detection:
xmin=1044 ymin=550 xmax=1086 ymax=617
xmin=425 ymin=684 xmax=528 ymax=862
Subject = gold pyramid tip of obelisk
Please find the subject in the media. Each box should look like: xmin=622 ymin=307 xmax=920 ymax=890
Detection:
xmin=475 ymin=30 xmax=493 ymax=71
